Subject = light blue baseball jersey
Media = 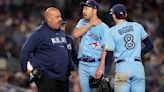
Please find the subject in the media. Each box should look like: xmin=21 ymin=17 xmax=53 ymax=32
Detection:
xmin=76 ymin=19 xmax=109 ymax=59
xmin=105 ymin=21 xmax=148 ymax=62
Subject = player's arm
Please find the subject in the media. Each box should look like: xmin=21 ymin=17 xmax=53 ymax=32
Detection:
xmin=141 ymin=36 xmax=153 ymax=57
xmin=73 ymin=23 xmax=93 ymax=38
xmin=94 ymin=27 xmax=109 ymax=79
xmin=95 ymin=49 xmax=114 ymax=79
xmin=73 ymin=19 xmax=102 ymax=38
xmin=94 ymin=47 xmax=107 ymax=79
xmin=103 ymin=30 xmax=115 ymax=77
xmin=139 ymin=23 xmax=153 ymax=57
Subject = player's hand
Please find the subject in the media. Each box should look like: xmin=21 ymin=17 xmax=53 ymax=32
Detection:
xmin=89 ymin=19 xmax=102 ymax=26
xmin=26 ymin=70 xmax=32 ymax=76
xmin=94 ymin=67 xmax=103 ymax=79
xmin=26 ymin=61 xmax=33 ymax=76
xmin=70 ymin=71 xmax=78 ymax=81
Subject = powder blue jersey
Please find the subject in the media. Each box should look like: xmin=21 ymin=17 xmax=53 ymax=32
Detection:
xmin=76 ymin=19 xmax=109 ymax=59
xmin=105 ymin=21 xmax=148 ymax=62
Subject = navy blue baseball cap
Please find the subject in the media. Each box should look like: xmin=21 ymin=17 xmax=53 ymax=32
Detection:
xmin=80 ymin=0 xmax=99 ymax=9
xmin=110 ymin=4 xmax=127 ymax=15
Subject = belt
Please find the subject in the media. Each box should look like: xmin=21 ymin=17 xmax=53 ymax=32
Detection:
xmin=116 ymin=59 xmax=141 ymax=64
xmin=78 ymin=58 xmax=101 ymax=63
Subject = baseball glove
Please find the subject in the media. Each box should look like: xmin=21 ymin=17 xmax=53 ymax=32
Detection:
xmin=89 ymin=76 xmax=103 ymax=88
xmin=89 ymin=76 xmax=112 ymax=92
xmin=96 ymin=77 xmax=112 ymax=92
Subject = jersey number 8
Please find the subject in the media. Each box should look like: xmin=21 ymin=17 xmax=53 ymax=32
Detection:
xmin=124 ymin=34 xmax=135 ymax=50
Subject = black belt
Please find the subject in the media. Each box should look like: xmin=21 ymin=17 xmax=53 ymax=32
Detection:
xmin=78 ymin=58 xmax=101 ymax=63
xmin=116 ymin=59 xmax=141 ymax=64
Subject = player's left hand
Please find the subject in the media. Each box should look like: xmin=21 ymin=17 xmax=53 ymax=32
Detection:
xmin=94 ymin=68 xmax=103 ymax=79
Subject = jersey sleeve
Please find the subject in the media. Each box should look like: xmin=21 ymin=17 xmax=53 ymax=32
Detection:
xmin=100 ymin=26 xmax=110 ymax=46
xmin=105 ymin=30 xmax=115 ymax=51
xmin=139 ymin=24 xmax=148 ymax=40
xmin=75 ymin=19 xmax=86 ymax=28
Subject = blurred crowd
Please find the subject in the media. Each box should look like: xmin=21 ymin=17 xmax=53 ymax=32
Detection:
xmin=0 ymin=0 xmax=164 ymax=92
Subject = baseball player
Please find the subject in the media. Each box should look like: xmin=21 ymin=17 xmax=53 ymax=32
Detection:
xmin=73 ymin=0 xmax=110 ymax=92
xmin=104 ymin=4 xmax=154 ymax=92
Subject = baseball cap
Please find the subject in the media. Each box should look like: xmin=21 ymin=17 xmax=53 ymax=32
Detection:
xmin=80 ymin=0 xmax=99 ymax=9
xmin=110 ymin=4 xmax=127 ymax=15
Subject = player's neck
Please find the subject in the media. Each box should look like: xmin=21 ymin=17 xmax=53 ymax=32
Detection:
xmin=115 ymin=19 xmax=126 ymax=25
xmin=89 ymin=16 xmax=99 ymax=22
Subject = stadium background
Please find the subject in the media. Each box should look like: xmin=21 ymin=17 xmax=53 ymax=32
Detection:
xmin=0 ymin=0 xmax=164 ymax=92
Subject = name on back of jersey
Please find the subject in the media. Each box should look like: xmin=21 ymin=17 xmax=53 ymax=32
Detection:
xmin=118 ymin=25 xmax=134 ymax=35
